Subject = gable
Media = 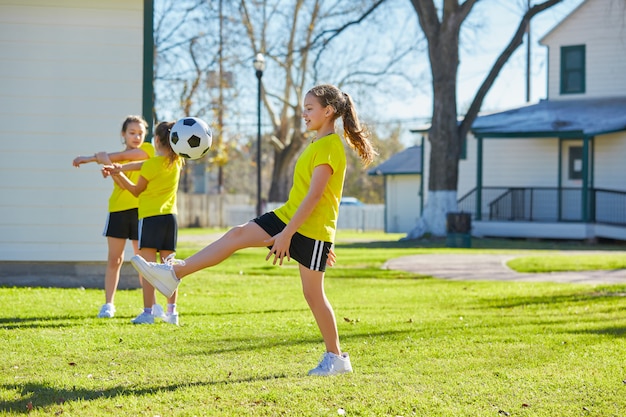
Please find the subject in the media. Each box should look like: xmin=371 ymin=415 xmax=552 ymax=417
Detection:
xmin=540 ymin=0 xmax=626 ymax=99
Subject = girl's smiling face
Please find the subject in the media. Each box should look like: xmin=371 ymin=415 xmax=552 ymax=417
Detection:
xmin=122 ymin=121 xmax=146 ymax=149
xmin=302 ymin=92 xmax=331 ymax=132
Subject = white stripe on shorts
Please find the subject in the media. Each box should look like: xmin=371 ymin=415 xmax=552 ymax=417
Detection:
xmin=310 ymin=239 xmax=323 ymax=271
xmin=102 ymin=212 xmax=111 ymax=237
xmin=138 ymin=218 xmax=144 ymax=245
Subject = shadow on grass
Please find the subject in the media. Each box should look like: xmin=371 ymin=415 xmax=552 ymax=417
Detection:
xmin=188 ymin=328 xmax=415 ymax=356
xmin=0 ymin=374 xmax=286 ymax=414
xmin=0 ymin=315 xmax=91 ymax=330
xmin=580 ymin=326 xmax=626 ymax=337
xmin=0 ymin=307 xmax=313 ymax=330
xmin=473 ymin=288 xmax=626 ymax=338
xmin=180 ymin=306 xmax=309 ymax=318
xmin=480 ymin=288 xmax=626 ymax=310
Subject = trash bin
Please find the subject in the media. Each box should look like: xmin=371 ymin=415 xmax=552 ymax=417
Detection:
xmin=446 ymin=212 xmax=471 ymax=248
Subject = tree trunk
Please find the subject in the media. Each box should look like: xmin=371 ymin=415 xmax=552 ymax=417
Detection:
xmin=405 ymin=0 xmax=561 ymax=239
xmin=408 ymin=1 xmax=465 ymax=237
xmin=268 ymin=131 xmax=306 ymax=202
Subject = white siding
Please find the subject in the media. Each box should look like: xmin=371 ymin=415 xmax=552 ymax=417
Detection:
xmin=594 ymin=132 xmax=626 ymax=190
xmin=457 ymin=135 xmax=478 ymax=197
xmin=456 ymin=136 xmax=560 ymax=196
xmin=541 ymin=0 xmax=626 ymax=100
xmin=0 ymin=0 xmax=144 ymax=261
xmin=385 ymin=175 xmax=421 ymax=233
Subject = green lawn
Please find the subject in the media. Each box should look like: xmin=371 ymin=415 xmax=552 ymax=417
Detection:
xmin=1 ymin=230 xmax=625 ymax=416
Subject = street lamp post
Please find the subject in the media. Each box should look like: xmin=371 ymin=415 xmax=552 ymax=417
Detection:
xmin=253 ymin=53 xmax=265 ymax=217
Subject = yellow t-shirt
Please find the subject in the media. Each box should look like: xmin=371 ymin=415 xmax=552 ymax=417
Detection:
xmin=274 ymin=133 xmax=346 ymax=242
xmin=108 ymin=142 xmax=155 ymax=212
xmin=137 ymin=155 xmax=182 ymax=219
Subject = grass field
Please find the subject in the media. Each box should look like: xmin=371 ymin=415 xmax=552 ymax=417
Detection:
xmin=1 ymin=230 xmax=625 ymax=416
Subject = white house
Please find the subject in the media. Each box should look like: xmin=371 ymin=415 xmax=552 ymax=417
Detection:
xmin=414 ymin=0 xmax=626 ymax=241
xmin=0 ymin=0 xmax=152 ymax=286
xmin=368 ymin=145 xmax=423 ymax=233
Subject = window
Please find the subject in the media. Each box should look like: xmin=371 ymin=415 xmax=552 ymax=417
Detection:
xmin=568 ymin=146 xmax=583 ymax=180
xmin=560 ymin=45 xmax=585 ymax=94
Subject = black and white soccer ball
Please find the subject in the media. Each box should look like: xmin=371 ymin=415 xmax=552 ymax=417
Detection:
xmin=169 ymin=117 xmax=212 ymax=160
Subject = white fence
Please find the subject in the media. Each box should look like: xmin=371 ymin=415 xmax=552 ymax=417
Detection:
xmin=177 ymin=193 xmax=384 ymax=231
xmin=337 ymin=204 xmax=385 ymax=231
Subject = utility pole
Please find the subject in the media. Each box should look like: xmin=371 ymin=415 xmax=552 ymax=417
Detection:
xmin=217 ymin=0 xmax=224 ymax=193
xmin=526 ymin=0 xmax=531 ymax=102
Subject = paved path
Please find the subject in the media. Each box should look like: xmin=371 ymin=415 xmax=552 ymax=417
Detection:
xmin=382 ymin=252 xmax=626 ymax=285
xmin=182 ymin=232 xmax=626 ymax=285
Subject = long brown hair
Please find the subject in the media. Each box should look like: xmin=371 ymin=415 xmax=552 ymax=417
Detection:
xmin=154 ymin=121 xmax=180 ymax=167
xmin=306 ymin=84 xmax=377 ymax=166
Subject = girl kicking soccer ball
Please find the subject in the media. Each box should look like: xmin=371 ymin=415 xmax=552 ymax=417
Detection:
xmin=131 ymin=85 xmax=376 ymax=375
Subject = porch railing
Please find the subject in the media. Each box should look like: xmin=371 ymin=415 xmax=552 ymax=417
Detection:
xmin=458 ymin=187 xmax=626 ymax=226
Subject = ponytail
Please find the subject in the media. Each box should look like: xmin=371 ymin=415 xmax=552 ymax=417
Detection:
xmin=306 ymin=85 xmax=377 ymax=166
xmin=154 ymin=121 xmax=181 ymax=167
xmin=341 ymin=92 xmax=377 ymax=166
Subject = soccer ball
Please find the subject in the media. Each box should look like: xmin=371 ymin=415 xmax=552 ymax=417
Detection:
xmin=170 ymin=117 xmax=212 ymax=160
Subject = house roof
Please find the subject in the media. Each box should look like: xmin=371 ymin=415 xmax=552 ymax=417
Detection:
xmin=471 ymin=97 xmax=626 ymax=138
xmin=538 ymin=0 xmax=589 ymax=44
xmin=368 ymin=145 xmax=422 ymax=176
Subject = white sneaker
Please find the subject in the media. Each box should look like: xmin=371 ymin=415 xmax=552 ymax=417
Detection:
xmin=308 ymin=352 xmax=353 ymax=376
xmin=163 ymin=253 xmax=185 ymax=266
xmin=151 ymin=304 xmax=166 ymax=319
xmin=97 ymin=303 xmax=115 ymax=318
xmin=163 ymin=312 xmax=179 ymax=326
xmin=131 ymin=311 xmax=154 ymax=325
xmin=130 ymin=255 xmax=180 ymax=298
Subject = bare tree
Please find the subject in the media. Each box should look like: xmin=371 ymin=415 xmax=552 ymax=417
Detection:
xmin=154 ymin=0 xmax=244 ymax=193
xmin=153 ymin=0 xmax=422 ymax=201
xmin=239 ymin=0 xmax=419 ymax=202
xmin=406 ymin=0 xmax=563 ymax=238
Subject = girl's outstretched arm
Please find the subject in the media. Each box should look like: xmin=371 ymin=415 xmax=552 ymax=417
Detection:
xmin=72 ymin=154 xmax=98 ymax=167
xmin=97 ymin=148 xmax=150 ymax=164
xmin=73 ymin=148 xmax=149 ymax=167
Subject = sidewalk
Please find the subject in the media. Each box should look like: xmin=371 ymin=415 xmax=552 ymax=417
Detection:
xmin=382 ymin=252 xmax=626 ymax=285
xmin=182 ymin=232 xmax=626 ymax=285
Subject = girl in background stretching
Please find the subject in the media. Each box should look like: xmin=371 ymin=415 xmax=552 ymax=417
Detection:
xmin=72 ymin=115 xmax=156 ymax=319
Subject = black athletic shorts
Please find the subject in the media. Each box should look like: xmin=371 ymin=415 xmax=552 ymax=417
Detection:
xmin=138 ymin=214 xmax=178 ymax=251
xmin=103 ymin=208 xmax=139 ymax=240
xmin=253 ymin=211 xmax=332 ymax=272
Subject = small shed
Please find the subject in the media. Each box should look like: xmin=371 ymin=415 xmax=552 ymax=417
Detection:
xmin=368 ymin=145 xmax=423 ymax=233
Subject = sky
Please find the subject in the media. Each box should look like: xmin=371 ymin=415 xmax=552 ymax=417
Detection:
xmin=385 ymin=0 xmax=586 ymax=144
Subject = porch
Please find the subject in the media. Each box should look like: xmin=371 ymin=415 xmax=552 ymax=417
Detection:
xmin=458 ymin=186 xmax=626 ymax=241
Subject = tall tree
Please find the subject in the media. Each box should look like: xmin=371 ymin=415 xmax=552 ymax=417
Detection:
xmin=406 ymin=0 xmax=563 ymax=238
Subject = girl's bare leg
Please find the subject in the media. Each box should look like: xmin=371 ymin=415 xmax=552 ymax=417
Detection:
xmin=174 ymin=222 xmax=271 ymax=279
xmin=299 ymin=264 xmax=341 ymax=355
xmin=105 ymin=237 xmax=126 ymax=304
xmin=159 ymin=249 xmax=178 ymax=305
xmin=139 ymin=248 xmax=158 ymax=308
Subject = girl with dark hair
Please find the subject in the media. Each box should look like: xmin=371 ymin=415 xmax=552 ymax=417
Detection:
xmin=104 ymin=121 xmax=183 ymax=325
xmin=72 ymin=115 xmax=156 ymax=319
